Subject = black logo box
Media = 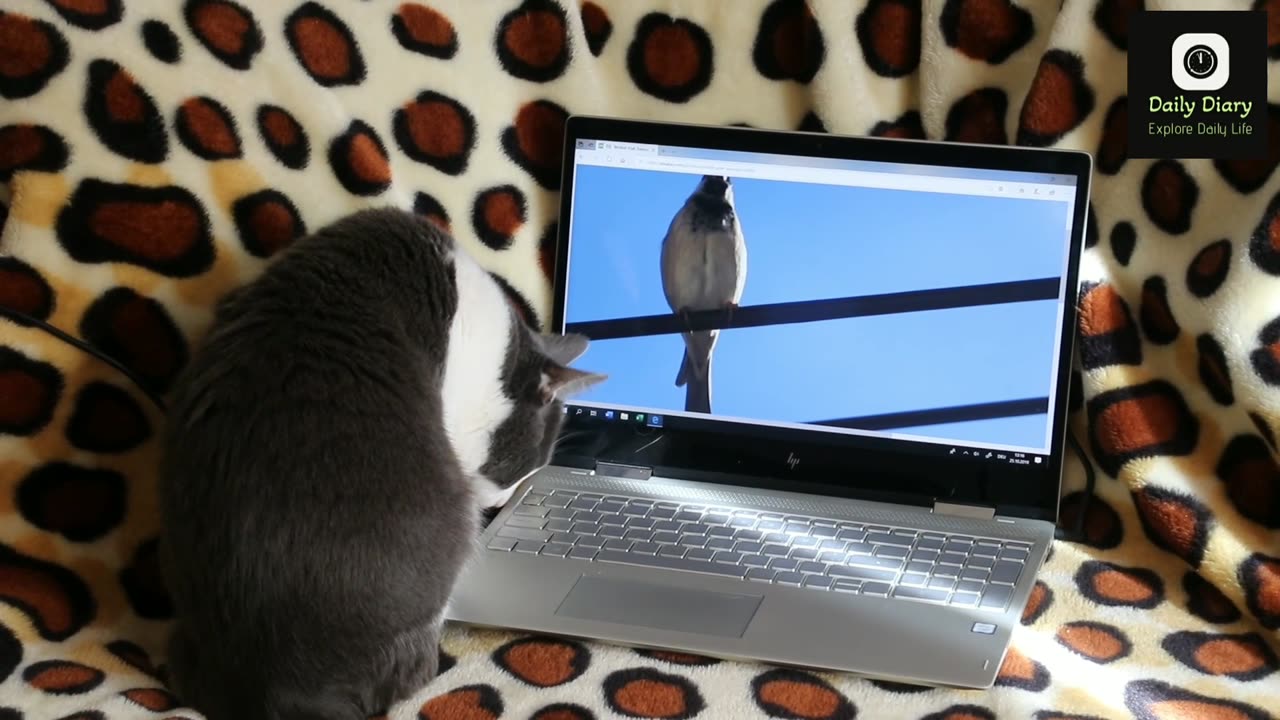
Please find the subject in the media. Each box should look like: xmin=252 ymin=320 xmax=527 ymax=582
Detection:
xmin=1128 ymin=10 xmax=1266 ymax=159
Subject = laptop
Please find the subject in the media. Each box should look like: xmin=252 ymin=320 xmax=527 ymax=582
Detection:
xmin=446 ymin=116 xmax=1091 ymax=689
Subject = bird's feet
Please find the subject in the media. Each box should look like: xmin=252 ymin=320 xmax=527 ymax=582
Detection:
xmin=722 ymin=301 xmax=739 ymax=330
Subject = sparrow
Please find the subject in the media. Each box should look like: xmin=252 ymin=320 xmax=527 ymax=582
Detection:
xmin=659 ymin=175 xmax=748 ymax=413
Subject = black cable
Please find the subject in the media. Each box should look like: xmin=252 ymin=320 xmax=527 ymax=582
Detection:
xmin=0 ymin=304 xmax=168 ymax=412
xmin=1055 ymin=426 xmax=1095 ymax=542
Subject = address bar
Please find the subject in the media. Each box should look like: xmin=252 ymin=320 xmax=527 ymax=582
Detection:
xmin=587 ymin=153 xmax=1065 ymax=198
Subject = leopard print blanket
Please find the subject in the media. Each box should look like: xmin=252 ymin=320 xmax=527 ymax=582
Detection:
xmin=2 ymin=0 xmax=1278 ymax=718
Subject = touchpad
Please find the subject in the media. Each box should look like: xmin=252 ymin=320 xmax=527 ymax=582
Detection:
xmin=555 ymin=575 xmax=763 ymax=638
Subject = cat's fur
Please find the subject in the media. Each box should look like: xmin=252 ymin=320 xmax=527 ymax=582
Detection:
xmin=158 ymin=207 xmax=603 ymax=720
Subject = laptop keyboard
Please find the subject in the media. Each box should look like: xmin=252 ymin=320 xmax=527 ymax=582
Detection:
xmin=486 ymin=487 xmax=1032 ymax=612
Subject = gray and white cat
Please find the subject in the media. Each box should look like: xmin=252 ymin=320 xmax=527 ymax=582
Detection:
xmin=158 ymin=207 xmax=604 ymax=720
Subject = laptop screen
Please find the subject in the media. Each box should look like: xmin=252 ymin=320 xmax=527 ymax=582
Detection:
xmin=558 ymin=137 xmax=1079 ymax=468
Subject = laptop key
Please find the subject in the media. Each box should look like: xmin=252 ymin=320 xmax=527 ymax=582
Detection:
xmin=599 ymin=514 xmax=626 ymax=526
xmin=686 ymin=548 xmax=716 ymax=561
xmin=568 ymin=499 xmax=596 ymax=511
xmin=650 ymin=508 xmax=677 ymax=520
xmin=737 ymin=530 xmax=763 ymax=542
xmin=632 ymin=542 xmax=661 ymax=555
xmin=624 ymin=529 xmax=654 ymax=542
xmin=757 ymin=520 xmax=784 ymax=531
xmin=497 ymin=527 xmax=552 ymax=542
xmin=901 ymin=573 xmax=928 ymax=586
xmin=791 ymin=548 xmax=819 ymax=560
xmin=550 ymin=532 xmax=576 ymax=544
xmin=990 ymin=561 xmax=1022 ymax=585
xmin=735 ymin=541 xmax=764 ymax=554
xmin=575 ymin=535 xmax=607 ymax=548
xmin=876 ymin=546 xmax=909 ymax=559
xmin=828 ymin=565 xmax=896 ymax=582
xmin=928 ymin=576 xmax=955 ymax=591
xmin=968 ymin=555 xmax=994 ymax=569
xmin=769 ymin=557 xmax=799 ymax=571
xmin=957 ymin=579 xmax=984 ymax=594
xmin=906 ymin=561 xmax=932 ymax=574
xmin=951 ymin=592 xmax=979 ymax=606
xmin=971 ymin=544 xmax=999 ymax=557
xmin=746 ymin=568 xmax=775 ymax=582
xmin=653 ymin=520 xmax=681 ymax=532
xmin=741 ymin=555 xmax=770 ymax=568
xmin=846 ymin=541 xmax=874 ymax=555
xmin=505 ymin=516 xmax=547 ymax=529
xmin=803 ymin=575 xmax=833 ymax=590
xmin=487 ymin=537 xmax=518 ymax=551
xmin=546 ymin=520 xmax=574 ymax=532
xmin=774 ymin=571 xmax=804 ymax=586
xmin=818 ymin=551 xmax=846 ymax=564
xmin=513 ymin=541 xmax=543 ymax=553
xmin=960 ymin=567 xmax=988 ymax=581
xmin=595 ymin=550 xmax=748 ymax=579
xmin=938 ymin=552 xmax=967 ymax=566
xmin=932 ymin=565 xmax=959 ymax=579
xmin=762 ymin=544 xmax=789 ymax=557
xmin=713 ymin=551 xmax=743 ymax=564
xmin=793 ymin=536 xmax=820 ymax=548
xmin=625 ymin=517 xmax=657 ymax=530
xmin=513 ymin=506 xmax=550 ymax=518
xmin=836 ymin=529 xmax=867 ymax=542
xmin=832 ymin=579 xmax=862 ymax=594
xmin=681 ymin=522 xmax=710 ymax=535
xmin=812 ymin=526 xmax=839 ymax=538
xmin=862 ymin=582 xmax=892 ymax=596
xmin=866 ymin=532 xmax=911 ymax=546
xmin=1000 ymin=548 xmax=1030 ymax=562
xmin=980 ymin=584 xmax=1013 ymax=610
xmin=708 ymin=526 xmax=735 ymax=538
xmin=568 ymin=546 xmax=597 ymax=561
xmin=674 ymin=511 xmax=701 ymax=522
xmin=598 ymin=526 xmax=625 ymax=539
xmin=797 ymin=561 xmax=826 ymax=574
xmin=705 ymin=513 xmax=731 ymax=525
xmin=678 ymin=535 xmax=709 ymax=548
xmin=849 ymin=555 xmax=903 ymax=570
xmin=916 ymin=538 xmax=944 ymax=551
xmin=706 ymin=538 xmax=735 ymax=551
xmin=730 ymin=517 xmax=755 ymax=528
xmin=571 ymin=522 xmax=600 ymax=536
xmin=541 ymin=543 xmax=572 ymax=557
xmin=657 ymin=545 xmax=685 ymax=558
xmin=894 ymin=586 xmax=949 ymax=603
xmin=604 ymin=539 xmax=632 ymax=551
xmin=652 ymin=531 xmax=681 ymax=545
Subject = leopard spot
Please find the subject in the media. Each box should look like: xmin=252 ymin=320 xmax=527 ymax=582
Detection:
xmin=995 ymin=647 xmax=1050 ymax=691
xmin=0 ymin=346 xmax=63 ymax=436
xmin=502 ymin=100 xmax=568 ymax=189
xmin=1133 ymin=485 xmax=1212 ymax=566
xmin=392 ymin=3 xmax=457 ymax=59
xmin=1088 ymin=379 xmax=1198 ymax=477
xmin=939 ymin=0 xmax=1033 ymax=64
xmin=1077 ymin=560 xmax=1164 ymax=608
xmin=1138 ymin=275 xmax=1180 ymax=345
xmin=1059 ymin=491 xmax=1122 ymax=549
xmin=412 ymin=191 xmax=451 ymax=234
xmin=923 ymin=705 xmax=995 ymax=720
xmin=472 ymin=185 xmax=527 ymax=251
xmin=1057 ymin=621 xmax=1131 ymax=664
xmin=83 ymin=59 xmax=168 ymax=164
xmin=328 ymin=120 xmax=391 ymax=196
xmin=184 ymin=0 xmax=263 ymax=70
xmin=1250 ymin=316 xmax=1280 ymax=387
xmin=122 ymin=688 xmax=179 ymax=712
xmin=16 ymin=462 xmax=126 ymax=543
xmin=419 ymin=684 xmax=503 ymax=720
xmin=23 ymin=659 xmax=105 ymax=694
xmin=605 ymin=668 xmax=705 ymax=720
xmin=66 ymin=381 xmax=151 ymax=454
xmin=79 ymin=286 xmax=189 ymax=394
xmin=944 ymin=88 xmax=1008 ymax=145
xmin=627 ymin=12 xmax=713 ymax=103
xmin=286 ymin=2 xmax=365 ymax=86
xmin=1077 ymin=281 xmax=1141 ymax=369
xmin=1125 ymin=678 xmax=1272 ymax=720
xmin=0 ymin=256 xmax=55 ymax=322
xmin=1021 ymin=580 xmax=1053 ymax=624
xmin=634 ymin=649 xmax=720 ymax=666
xmin=57 ymin=179 xmax=214 ymax=277
xmin=1216 ymin=434 xmax=1280 ymax=530
xmin=0 ymin=124 xmax=69 ymax=181
xmin=855 ymin=0 xmax=919 ymax=79
xmin=1248 ymin=190 xmax=1280 ymax=276
xmin=1143 ymin=159 xmax=1198 ymax=235
xmin=107 ymin=639 xmax=160 ymax=679
xmin=869 ymin=110 xmax=926 ymax=140
xmin=1017 ymin=49 xmax=1095 ymax=147
xmin=1092 ymin=0 xmax=1142 ymax=50
xmin=1214 ymin=103 xmax=1280 ymax=194
xmin=141 ymin=20 xmax=182 ymax=64
xmin=43 ymin=0 xmax=123 ymax=29
xmin=752 ymin=668 xmax=856 ymax=720
xmin=1263 ymin=0 xmax=1280 ymax=59
xmin=1163 ymin=631 xmax=1278 ymax=681
xmin=175 ymin=96 xmax=241 ymax=160
xmin=581 ymin=2 xmax=612 ymax=57
xmin=0 ymin=544 xmax=96 ymax=641
xmin=1096 ymin=96 xmax=1128 ymax=174
xmin=257 ymin=105 xmax=310 ymax=170
xmin=751 ymin=0 xmax=826 ymax=83
xmin=395 ymin=90 xmax=476 ymax=176
xmin=1239 ymin=553 xmax=1280 ymax=629
xmin=119 ymin=538 xmax=172 ymax=619
xmin=1110 ymin=221 xmax=1136 ymax=266
xmin=494 ymin=636 xmax=589 ymax=687
xmin=1187 ymin=239 xmax=1231 ymax=298
xmin=0 ymin=624 xmax=18 ymax=683
xmin=1183 ymin=571 xmax=1242 ymax=624
xmin=232 ymin=189 xmax=306 ymax=259
xmin=1196 ymin=333 xmax=1234 ymax=406
xmin=0 ymin=12 xmax=70 ymax=99
xmin=496 ymin=0 xmax=571 ymax=83
xmin=531 ymin=704 xmax=594 ymax=720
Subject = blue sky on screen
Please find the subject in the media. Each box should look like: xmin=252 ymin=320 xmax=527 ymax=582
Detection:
xmin=563 ymin=164 xmax=1073 ymax=450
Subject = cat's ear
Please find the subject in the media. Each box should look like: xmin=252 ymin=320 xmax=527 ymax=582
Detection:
xmin=540 ymin=364 xmax=606 ymax=404
xmin=540 ymin=333 xmax=591 ymax=366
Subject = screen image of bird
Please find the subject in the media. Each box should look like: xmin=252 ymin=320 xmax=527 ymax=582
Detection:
xmin=563 ymin=161 xmax=1073 ymax=454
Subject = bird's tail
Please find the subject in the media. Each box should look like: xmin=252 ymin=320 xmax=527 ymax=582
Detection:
xmin=684 ymin=370 xmax=711 ymax=414
xmin=675 ymin=330 xmax=716 ymax=387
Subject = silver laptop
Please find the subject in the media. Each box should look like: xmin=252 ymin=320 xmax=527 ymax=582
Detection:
xmin=446 ymin=116 xmax=1091 ymax=689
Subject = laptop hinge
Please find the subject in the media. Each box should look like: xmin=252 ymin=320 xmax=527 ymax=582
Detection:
xmin=933 ymin=501 xmax=995 ymax=520
xmin=594 ymin=461 xmax=652 ymax=481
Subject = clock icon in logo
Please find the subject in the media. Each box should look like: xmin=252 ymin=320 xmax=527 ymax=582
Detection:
xmin=1183 ymin=44 xmax=1217 ymax=79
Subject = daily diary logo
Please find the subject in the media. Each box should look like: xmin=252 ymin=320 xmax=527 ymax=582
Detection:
xmin=1129 ymin=11 xmax=1265 ymax=159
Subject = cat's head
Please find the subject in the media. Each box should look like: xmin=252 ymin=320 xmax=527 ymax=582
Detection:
xmin=471 ymin=329 xmax=604 ymax=507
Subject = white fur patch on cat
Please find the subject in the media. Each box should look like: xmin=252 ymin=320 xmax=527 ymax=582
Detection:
xmin=440 ymin=249 xmax=514 ymax=488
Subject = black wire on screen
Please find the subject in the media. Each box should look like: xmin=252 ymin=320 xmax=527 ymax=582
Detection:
xmin=1055 ymin=426 xmax=1095 ymax=543
xmin=0 ymin=304 xmax=169 ymax=412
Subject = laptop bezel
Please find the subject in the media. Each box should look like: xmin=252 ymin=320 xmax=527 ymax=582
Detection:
xmin=549 ymin=115 xmax=1091 ymax=524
